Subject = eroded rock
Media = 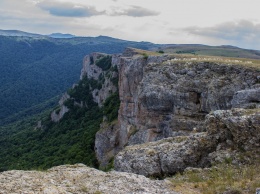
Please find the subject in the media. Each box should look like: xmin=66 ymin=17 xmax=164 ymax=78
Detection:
xmin=0 ymin=164 xmax=177 ymax=194
xmin=115 ymin=108 xmax=260 ymax=177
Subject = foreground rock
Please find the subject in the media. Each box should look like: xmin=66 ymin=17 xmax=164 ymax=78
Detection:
xmin=115 ymin=108 xmax=260 ymax=177
xmin=0 ymin=164 xmax=176 ymax=194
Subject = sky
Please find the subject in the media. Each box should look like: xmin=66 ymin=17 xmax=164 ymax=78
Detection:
xmin=0 ymin=0 xmax=260 ymax=50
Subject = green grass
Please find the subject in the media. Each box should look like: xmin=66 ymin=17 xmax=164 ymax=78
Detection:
xmin=169 ymin=162 xmax=260 ymax=194
xmin=163 ymin=45 xmax=260 ymax=59
xmin=164 ymin=54 xmax=260 ymax=70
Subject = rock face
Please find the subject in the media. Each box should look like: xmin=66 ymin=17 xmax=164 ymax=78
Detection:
xmin=95 ymin=48 xmax=260 ymax=169
xmin=115 ymin=108 xmax=260 ymax=177
xmin=51 ymin=93 xmax=70 ymax=122
xmin=95 ymin=121 xmax=120 ymax=168
xmin=0 ymin=164 xmax=176 ymax=194
xmin=115 ymin=49 xmax=260 ymax=148
xmin=81 ymin=53 xmax=118 ymax=107
xmin=51 ymin=52 xmax=118 ymax=123
xmin=231 ymin=88 xmax=260 ymax=108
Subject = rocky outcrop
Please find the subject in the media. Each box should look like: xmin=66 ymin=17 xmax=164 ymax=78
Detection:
xmin=51 ymin=105 xmax=69 ymax=122
xmin=95 ymin=121 xmax=120 ymax=168
xmin=115 ymin=108 xmax=260 ymax=177
xmin=51 ymin=52 xmax=118 ymax=123
xmin=81 ymin=53 xmax=118 ymax=107
xmin=94 ymin=48 xmax=260 ymax=169
xmin=231 ymin=88 xmax=260 ymax=108
xmin=115 ymin=49 xmax=260 ymax=148
xmin=51 ymin=93 xmax=70 ymax=122
xmin=0 ymin=164 xmax=176 ymax=194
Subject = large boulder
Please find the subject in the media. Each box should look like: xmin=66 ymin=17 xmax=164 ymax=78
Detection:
xmin=115 ymin=108 xmax=260 ymax=177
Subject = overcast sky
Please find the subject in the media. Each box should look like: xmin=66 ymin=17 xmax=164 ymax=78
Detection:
xmin=0 ymin=0 xmax=260 ymax=50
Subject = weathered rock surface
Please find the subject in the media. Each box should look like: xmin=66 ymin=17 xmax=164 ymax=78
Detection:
xmin=95 ymin=48 xmax=260 ymax=169
xmin=0 ymin=164 xmax=176 ymax=194
xmin=81 ymin=52 xmax=118 ymax=107
xmin=51 ymin=105 xmax=69 ymax=122
xmin=231 ymin=88 xmax=260 ymax=108
xmin=115 ymin=108 xmax=260 ymax=177
xmin=52 ymin=52 xmax=118 ymax=123
xmin=95 ymin=121 xmax=120 ymax=168
xmin=51 ymin=93 xmax=70 ymax=122
xmin=115 ymin=49 xmax=260 ymax=148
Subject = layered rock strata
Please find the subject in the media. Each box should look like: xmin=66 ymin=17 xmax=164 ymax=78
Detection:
xmin=95 ymin=48 xmax=260 ymax=168
xmin=115 ymin=49 xmax=260 ymax=148
xmin=51 ymin=52 xmax=118 ymax=123
xmin=115 ymin=108 xmax=260 ymax=177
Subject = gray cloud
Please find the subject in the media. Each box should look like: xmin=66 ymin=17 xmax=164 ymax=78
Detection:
xmin=110 ymin=6 xmax=159 ymax=17
xmin=37 ymin=0 xmax=104 ymax=17
xmin=122 ymin=6 xmax=159 ymax=17
xmin=37 ymin=1 xmax=158 ymax=18
xmin=183 ymin=20 xmax=260 ymax=49
xmin=185 ymin=20 xmax=260 ymax=41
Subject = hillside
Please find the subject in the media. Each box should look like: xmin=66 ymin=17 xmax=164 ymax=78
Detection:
xmin=0 ymin=35 xmax=157 ymax=125
xmin=0 ymin=52 xmax=120 ymax=170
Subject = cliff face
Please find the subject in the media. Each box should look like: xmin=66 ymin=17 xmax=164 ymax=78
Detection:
xmin=51 ymin=48 xmax=260 ymax=174
xmin=93 ymin=48 xmax=260 ymax=169
xmin=81 ymin=53 xmax=118 ymax=107
xmin=111 ymin=49 xmax=260 ymax=176
xmin=115 ymin=49 xmax=260 ymax=148
xmin=51 ymin=52 xmax=118 ymax=123
xmin=115 ymin=108 xmax=260 ymax=177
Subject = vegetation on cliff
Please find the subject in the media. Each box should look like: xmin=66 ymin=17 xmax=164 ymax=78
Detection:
xmin=0 ymin=35 xmax=154 ymax=125
xmin=170 ymin=162 xmax=260 ymax=194
xmin=0 ymin=56 xmax=120 ymax=171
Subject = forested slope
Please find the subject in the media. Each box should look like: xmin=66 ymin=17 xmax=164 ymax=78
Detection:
xmin=0 ymin=35 xmax=155 ymax=125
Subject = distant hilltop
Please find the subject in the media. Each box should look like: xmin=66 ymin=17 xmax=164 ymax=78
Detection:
xmin=0 ymin=29 xmax=75 ymax=39
xmin=48 ymin=33 xmax=75 ymax=38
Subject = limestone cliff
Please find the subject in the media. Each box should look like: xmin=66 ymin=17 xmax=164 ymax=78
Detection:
xmin=51 ymin=52 xmax=118 ymax=123
xmin=51 ymin=48 xmax=260 ymax=175
xmin=115 ymin=49 xmax=259 ymax=148
xmin=115 ymin=108 xmax=260 ymax=177
xmin=95 ymin=48 xmax=260 ymax=169
xmin=111 ymin=49 xmax=260 ymax=176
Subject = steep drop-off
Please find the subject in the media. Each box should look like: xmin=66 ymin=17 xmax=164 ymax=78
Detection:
xmin=92 ymin=48 xmax=260 ymax=176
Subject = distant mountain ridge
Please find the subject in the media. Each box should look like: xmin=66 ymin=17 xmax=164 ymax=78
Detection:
xmin=0 ymin=29 xmax=42 ymax=37
xmin=48 ymin=33 xmax=75 ymax=38
xmin=0 ymin=29 xmax=75 ymax=39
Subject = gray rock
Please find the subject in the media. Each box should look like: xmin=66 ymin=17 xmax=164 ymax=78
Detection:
xmin=116 ymin=49 xmax=260 ymax=148
xmin=0 ymin=164 xmax=177 ymax=194
xmin=231 ymin=88 xmax=260 ymax=108
xmin=115 ymin=108 xmax=260 ymax=177
xmin=51 ymin=105 xmax=69 ymax=122
xmin=95 ymin=121 xmax=120 ymax=168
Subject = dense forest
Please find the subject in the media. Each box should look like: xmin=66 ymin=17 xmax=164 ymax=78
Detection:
xmin=0 ymin=55 xmax=120 ymax=171
xmin=0 ymin=35 xmax=156 ymax=125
